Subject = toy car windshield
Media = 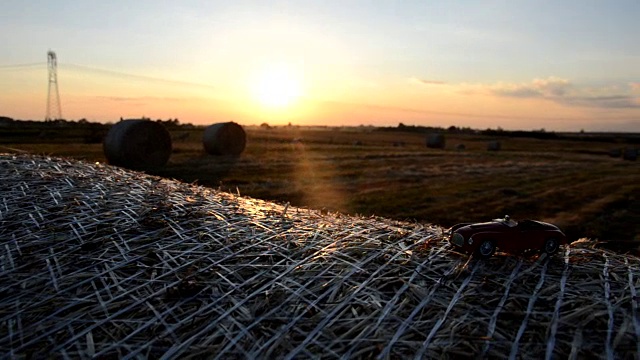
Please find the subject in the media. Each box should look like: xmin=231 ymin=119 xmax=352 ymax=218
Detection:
xmin=492 ymin=215 xmax=518 ymax=227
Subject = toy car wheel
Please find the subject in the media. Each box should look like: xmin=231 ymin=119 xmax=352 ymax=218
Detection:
xmin=476 ymin=240 xmax=496 ymax=258
xmin=543 ymin=238 xmax=559 ymax=254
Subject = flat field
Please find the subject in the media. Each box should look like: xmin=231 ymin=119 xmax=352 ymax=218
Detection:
xmin=2 ymin=125 xmax=639 ymax=252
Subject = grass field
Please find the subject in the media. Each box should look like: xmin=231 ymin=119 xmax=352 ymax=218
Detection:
xmin=2 ymin=124 xmax=639 ymax=253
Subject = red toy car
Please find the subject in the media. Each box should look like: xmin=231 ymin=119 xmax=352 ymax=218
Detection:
xmin=446 ymin=215 xmax=567 ymax=258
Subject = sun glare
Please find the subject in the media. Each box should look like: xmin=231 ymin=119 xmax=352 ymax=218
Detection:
xmin=251 ymin=64 xmax=303 ymax=109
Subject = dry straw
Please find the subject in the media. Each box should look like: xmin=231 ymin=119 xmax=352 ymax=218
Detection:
xmin=1 ymin=154 xmax=639 ymax=359
xmin=203 ymin=122 xmax=247 ymax=156
xmin=103 ymin=119 xmax=172 ymax=169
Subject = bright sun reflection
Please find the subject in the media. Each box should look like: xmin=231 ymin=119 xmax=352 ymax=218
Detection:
xmin=251 ymin=64 xmax=303 ymax=109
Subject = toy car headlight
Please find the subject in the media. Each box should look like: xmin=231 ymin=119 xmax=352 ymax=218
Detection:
xmin=468 ymin=238 xmax=473 ymax=245
xmin=451 ymin=233 xmax=465 ymax=247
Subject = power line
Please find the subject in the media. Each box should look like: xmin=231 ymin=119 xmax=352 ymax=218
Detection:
xmin=0 ymin=61 xmax=216 ymax=90
xmin=0 ymin=62 xmax=45 ymax=70
xmin=60 ymin=63 xmax=217 ymax=90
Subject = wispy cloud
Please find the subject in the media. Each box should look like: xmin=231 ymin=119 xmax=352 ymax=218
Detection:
xmin=412 ymin=76 xmax=640 ymax=109
xmin=409 ymin=78 xmax=446 ymax=85
xmin=488 ymin=77 xmax=640 ymax=109
xmin=491 ymin=77 xmax=570 ymax=98
xmin=318 ymin=100 xmax=579 ymax=121
xmin=559 ymin=95 xmax=640 ymax=109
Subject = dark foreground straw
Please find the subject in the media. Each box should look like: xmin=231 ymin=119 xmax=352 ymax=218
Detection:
xmin=0 ymin=154 xmax=638 ymax=359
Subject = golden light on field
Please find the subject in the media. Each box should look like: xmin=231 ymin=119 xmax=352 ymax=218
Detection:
xmin=250 ymin=64 xmax=303 ymax=109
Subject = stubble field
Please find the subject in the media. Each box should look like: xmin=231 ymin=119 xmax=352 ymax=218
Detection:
xmin=2 ymin=125 xmax=639 ymax=253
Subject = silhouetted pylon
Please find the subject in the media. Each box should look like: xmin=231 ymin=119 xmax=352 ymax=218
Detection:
xmin=45 ymin=50 xmax=63 ymax=121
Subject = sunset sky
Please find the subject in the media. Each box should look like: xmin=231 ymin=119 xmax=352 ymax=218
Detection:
xmin=1 ymin=1 xmax=639 ymax=131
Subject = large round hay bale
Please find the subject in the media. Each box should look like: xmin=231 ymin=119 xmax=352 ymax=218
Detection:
xmin=103 ymin=120 xmax=172 ymax=169
xmin=5 ymin=154 xmax=640 ymax=358
xmin=426 ymin=133 xmax=445 ymax=149
xmin=487 ymin=141 xmax=501 ymax=151
xmin=203 ymin=122 xmax=246 ymax=156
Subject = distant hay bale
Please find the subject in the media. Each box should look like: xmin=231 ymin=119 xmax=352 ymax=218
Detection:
xmin=103 ymin=119 xmax=172 ymax=169
xmin=3 ymin=154 xmax=640 ymax=358
xmin=456 ymin=143 xmax=466 ymax=151
xmin=202 ymin=122 xmax=246 ymax=156
xmin=609 ymin=148 xmax=622 ymax=158
xmin=623 ymin=148 xmax=637 ymax=161
xmin=426 ymin=133 xmax=445 ymax=149
xmin=487 ymin=140 xmax=502 ymax=151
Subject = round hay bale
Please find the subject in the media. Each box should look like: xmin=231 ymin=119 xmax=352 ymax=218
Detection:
xmin=609 ymin=148 xmax=622 ymax=158
xmin=623 ymin=148 xmax=637 ymax=161
xmin=103 ymin=120 xmax=172 ymax=169
xmin=202 ymin=122 xmax=246 ymax=156
xmin=456 ymin=143 xmax=466 ymax=151
xmin=487 ymin=141 xmax=501 ymax=151
xmin=426 ymin=133 xmax=445 ymax=149
xmin=4 ymin=154 xmax=640 ymax=358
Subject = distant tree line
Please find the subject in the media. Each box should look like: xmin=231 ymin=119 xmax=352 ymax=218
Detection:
xmin=0 ymin=116 xmax=193 ymax=129
xmin=375 ymin=122 xmax=640 ymax=144
xmin=0 ymin=116 xmax=196 ymax=144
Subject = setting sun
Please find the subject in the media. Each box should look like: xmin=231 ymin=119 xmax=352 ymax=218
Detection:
xmin=251 ymin=64 xmax=303 ymax=109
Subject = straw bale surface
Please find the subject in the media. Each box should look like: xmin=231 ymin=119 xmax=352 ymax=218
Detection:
xmin=1 ymin=154 xmax=639 ymax=359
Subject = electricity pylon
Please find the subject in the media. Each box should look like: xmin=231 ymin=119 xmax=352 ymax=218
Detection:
xmin=45 ymin=50 xmax=63 ymax=121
